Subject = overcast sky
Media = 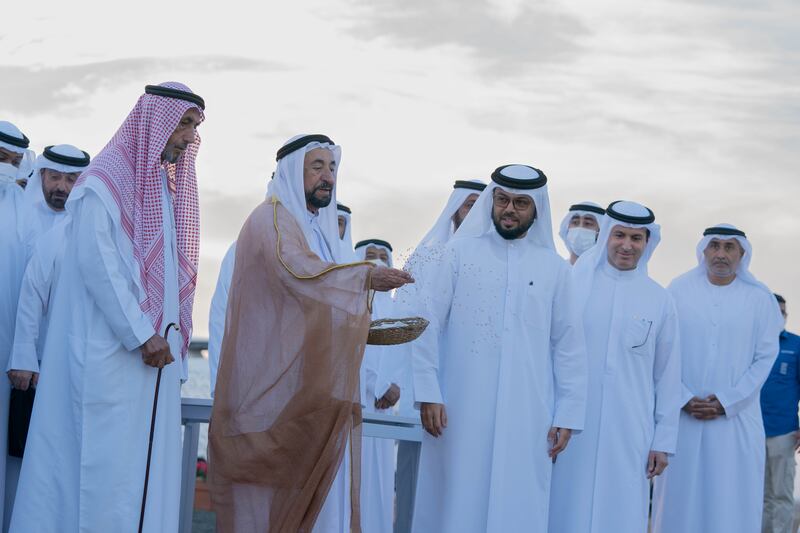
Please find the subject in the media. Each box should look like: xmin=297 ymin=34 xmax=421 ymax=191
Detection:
xmin=5 ymin=0 xmax=798 ymax=335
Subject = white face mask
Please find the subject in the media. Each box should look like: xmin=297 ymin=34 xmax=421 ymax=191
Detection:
xmin=566 ymin=227 xmax=598 ymax=256
xmin=0 ymin=162 xmax=20 ymax=183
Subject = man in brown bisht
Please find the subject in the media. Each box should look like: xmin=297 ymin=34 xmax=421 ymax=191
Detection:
xmin=209 ymin=134 xmax=413 ymax=533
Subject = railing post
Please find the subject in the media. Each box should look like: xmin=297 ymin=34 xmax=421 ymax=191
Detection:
xmin=394 ymin=440 xmax=421 ymax=533
xmin=179 ymin=421 xmax=201 ymax=533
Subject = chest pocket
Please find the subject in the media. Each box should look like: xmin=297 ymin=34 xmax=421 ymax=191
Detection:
xmin=625 ymin=317 xmax=654 ymax=356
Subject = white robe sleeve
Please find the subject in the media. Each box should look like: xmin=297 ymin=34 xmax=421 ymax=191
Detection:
xmin=650 ymin=296 xmax=682 ymax=454
xmin=8 ymin=255 xmax=49 ymax=373
xmin=679 ymin=383 xmax=695 ymax=407
xmin=208 ymin=241 xmax=236 ymax=397
xmin=549 ymin=261 xmax=588 ymax=431
xmin=76 ymin=191 xmax=155 ymax=351
xmin=375 ymin=344 xmax=404 ymax=401
xmin=715 ymin=292 xmax=781 ymax=418
xmin=411 ymin=245 xmax=458 ymax=406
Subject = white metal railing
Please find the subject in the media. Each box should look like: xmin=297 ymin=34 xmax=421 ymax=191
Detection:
xmin=179 ymin=397 xmax=422 ymax=533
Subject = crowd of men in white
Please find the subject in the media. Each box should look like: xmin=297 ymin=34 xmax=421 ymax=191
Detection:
xmin=0 ymin=83 xmax=790 ymax=533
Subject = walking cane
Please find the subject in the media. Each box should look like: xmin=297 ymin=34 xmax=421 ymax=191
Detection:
xmin=138 ymin=322 xmax=179 ymax=533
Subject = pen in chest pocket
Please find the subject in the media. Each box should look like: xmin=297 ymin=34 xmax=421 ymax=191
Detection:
xmin=631 ymin=317 xmax=653 ymax=349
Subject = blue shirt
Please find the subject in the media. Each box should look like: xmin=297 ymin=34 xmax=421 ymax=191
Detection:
xmin=760 ymin=330 xmax=800 ymax=437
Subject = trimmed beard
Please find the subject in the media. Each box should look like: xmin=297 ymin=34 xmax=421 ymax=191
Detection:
xmin=306 ymin=185 xmax=333 ymax=209
xmin=161 ymin=149 xmax=180 ymax=164
xmin=492 ymin=213 xmax=535 ymax=240
xmin=44 ymin=190 xmax=67 ymax=210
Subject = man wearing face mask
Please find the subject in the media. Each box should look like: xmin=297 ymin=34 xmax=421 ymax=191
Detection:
xmin=0 ymin=121 xmax=35 ymax=188
xmin=355 ymin=238 xmax=403 ymax=533
xmin=652 ymin=224 xmax=783 ymax=533
xmin=558 ymin=202 xmax=604 ymax=265
xmin=0 ymin=120 xmax=34 ymax=531
xmin=0 ymin=121 xmax=33 ymax=338
xmin=549 ymin=201 xmax=681 ymax=533
xmin=759 ymin=293 xmax=800 ymax=533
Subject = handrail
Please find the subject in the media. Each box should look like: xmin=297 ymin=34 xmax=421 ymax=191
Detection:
xmin=178 ymin=397 xmax=422 ymax=532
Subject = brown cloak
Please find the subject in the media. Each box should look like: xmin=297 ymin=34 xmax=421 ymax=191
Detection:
xmin=209 ymin=198 xmax=372 ymax=532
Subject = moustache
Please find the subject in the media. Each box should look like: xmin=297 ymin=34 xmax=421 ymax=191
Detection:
xmin=314 ymin=184 xmax=333 ymax=193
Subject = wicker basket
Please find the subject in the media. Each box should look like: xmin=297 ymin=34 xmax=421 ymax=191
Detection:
xmin=367 ymin=317 xmax=429 ymax=346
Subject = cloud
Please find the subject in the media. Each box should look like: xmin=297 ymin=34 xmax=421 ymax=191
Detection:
xmin=200 ymin=190 xmax=265 ymax=247
xmin=452 ymin=0 xmax=798 ymax=177
xmin=0 ymin=55 xmax=288 ymax=115
xmin=348 ymin=0 xmax=588 ymax=76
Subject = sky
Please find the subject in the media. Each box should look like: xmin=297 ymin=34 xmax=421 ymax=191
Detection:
xmin=4 ymin=0 xmax=799 ymax=335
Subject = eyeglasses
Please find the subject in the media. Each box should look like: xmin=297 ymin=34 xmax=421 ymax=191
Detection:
xmin=493 ymin=194 xmax=533 ymax=211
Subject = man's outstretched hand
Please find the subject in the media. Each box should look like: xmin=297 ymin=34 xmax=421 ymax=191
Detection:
xmin=371 ymin=266 xmax=414 ymax=292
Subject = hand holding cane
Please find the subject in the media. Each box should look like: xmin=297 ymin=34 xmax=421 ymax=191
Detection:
xmin=138 ymin=322 xmax=179 ymax=533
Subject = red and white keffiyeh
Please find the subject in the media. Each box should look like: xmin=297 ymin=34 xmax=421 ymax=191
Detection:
xmin=71 ymin=81 xmax=203 ymax=357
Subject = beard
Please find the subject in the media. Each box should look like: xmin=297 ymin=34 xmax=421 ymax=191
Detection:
xmin=45 ymin=190 xmax=68 ymax=210
xmin=306 ymin=184 xmax=333 ymax=209
xmin=492 ymin=212 xmax=535 ymax=240
xmin=161 ymin=144 xmax=187 ymax=164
